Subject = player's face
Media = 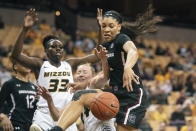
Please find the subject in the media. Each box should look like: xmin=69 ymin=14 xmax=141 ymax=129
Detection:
xmin=46 ymin=40 xmax=64 ymax=62
xmin=102 ymin=17 xmax=121 ymax=42
xmin=75 ymin=65 xmax=93 ymax=82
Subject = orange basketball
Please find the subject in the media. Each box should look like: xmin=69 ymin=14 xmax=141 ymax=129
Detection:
xmin=90 ymin=92 xmax=119 ymax=120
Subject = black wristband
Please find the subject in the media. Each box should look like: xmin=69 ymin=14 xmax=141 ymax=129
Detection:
xmin=49 ymin=126 xmax=63 ymax=131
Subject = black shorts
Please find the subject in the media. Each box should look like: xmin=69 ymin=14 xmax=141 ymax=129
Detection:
xmin=104 ymin=87 xmax=147 ymax=128
xmin=12 ymin=120 xmax=31 ymax=131
xmin=0 ymin=121 xmax=31 ymax=131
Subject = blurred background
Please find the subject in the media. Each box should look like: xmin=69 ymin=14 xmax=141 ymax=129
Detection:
xmin=0 ymin=0 xmax=196 ymax=131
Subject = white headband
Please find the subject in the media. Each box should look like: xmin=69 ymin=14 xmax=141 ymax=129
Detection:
xmin=47 ymin=39 xmax=62 ymax=45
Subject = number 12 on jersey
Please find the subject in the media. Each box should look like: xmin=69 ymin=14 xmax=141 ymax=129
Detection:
xmin=26 ymin=95 xmax=35 ymax=109
xmin=48 ymin=79 xmax=69 ymax=92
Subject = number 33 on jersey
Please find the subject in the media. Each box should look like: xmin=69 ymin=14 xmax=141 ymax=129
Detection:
xmin=37 ymin=61 xmax=74 ymax=108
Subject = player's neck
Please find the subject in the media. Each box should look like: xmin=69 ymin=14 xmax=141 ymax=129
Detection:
xmin=15 ymin=73 xmax=29 ymax=82
xmin=48 ymin=59 xmax=61 ymax=67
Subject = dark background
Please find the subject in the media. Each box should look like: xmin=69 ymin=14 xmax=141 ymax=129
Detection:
xmin=1 ymin=0 xmax=196 ymax=37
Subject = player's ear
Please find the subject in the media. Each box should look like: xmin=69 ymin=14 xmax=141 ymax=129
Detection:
xmin=117 ymin=24 xmax=121 ymax=32
xmin=12 ymin=61 xmax=17 ymax=74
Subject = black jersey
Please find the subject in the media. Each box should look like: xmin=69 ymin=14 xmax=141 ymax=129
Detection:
xmin=102 ymin=33 xmax=143 ymax=91
xmin=0 ymin=77 xmax=37 ymax=125
xmin=102 ymin=33 xmax=147 ymax=128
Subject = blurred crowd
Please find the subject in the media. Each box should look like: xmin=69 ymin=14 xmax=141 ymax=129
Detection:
xmin=0 ymin=19 xmax=196 ymax=131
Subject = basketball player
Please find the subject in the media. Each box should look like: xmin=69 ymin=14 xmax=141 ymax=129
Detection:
xmin=37 ymin=63 xmax=116 ymax=131
xmin=11 ymin=9 xmax=99 ymax=131
xmin=46 ymin=7 xmax=161 ymax=131
xmin=0 ymin=58 xmax=38 ymax=131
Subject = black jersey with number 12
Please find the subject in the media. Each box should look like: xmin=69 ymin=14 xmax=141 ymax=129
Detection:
xmin=0 ymin=77 xmax=37 ymax=125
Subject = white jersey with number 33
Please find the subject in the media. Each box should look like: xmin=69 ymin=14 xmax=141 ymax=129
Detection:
xmin=37 ymin=61 xmax=74 ymax=109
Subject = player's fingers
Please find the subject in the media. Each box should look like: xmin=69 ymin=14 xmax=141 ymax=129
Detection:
xmin=5 ymin=124 xmax=9 ymax=131
xmin=65 ymin=83 xmax=71 ymax=89
xmin=97 ymin=8 xmax=99 ymax=14
xmin=99 ymin=45 xmax=103 ymax=50
xmin=94 ymin=48 xmax=99 ymax=54
xmin=123 ymin=75 xmax=126 ymax=88
xmin=99 ymin=45 xmax=103 ymax=48
xmin=8 ymin=124 xmax=13 ymax=131
xmin=36 ymin=89 xmax=41 ymax=94
xmin=39 ymin=86 xmax=45 ymax=92
xmin=126 ymin=80 xmax=130 ymax=92
xmin=102 ymin=48 xmax=107 ymax=53
xmin=3 ymin=125 xmax=6 ymax=131
xmin=40 ymin=86 xmax=46 ymax=91
xmin=42 ymin=87 xmax=48 ymax=92
xmin=98 ymin=8 xmax=101 ymax=15
xmin=135 ymin=75 xmax=140 ymax=84
xmin=3 ymin=126 xmax=7 ymax=131
xmin=37 ymin=91 xmax=42 ymax=96
xmin=37 ymin=88 xmax=42 ymax=94
xmin=132 ymin=74 xmax=140 ymax=85
xmin=128 ymin=78 xmax=133 ymax=92
xmin=129 ymin=83 xmax=133 ymax=92
xmin=125 ymin=77 xmax=129 ymax=92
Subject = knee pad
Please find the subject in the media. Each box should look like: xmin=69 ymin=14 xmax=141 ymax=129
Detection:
xmin=72 ymin=90 xmax=97 ymax=101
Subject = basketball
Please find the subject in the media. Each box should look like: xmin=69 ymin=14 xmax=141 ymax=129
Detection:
xmin=90 ymin=92 xmax=119 ymax=120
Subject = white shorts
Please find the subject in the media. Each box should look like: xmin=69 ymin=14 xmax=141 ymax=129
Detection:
xmin=85 ymin=121 xmax=116 ymax=131
xmin=32 ymin=107 xmax=77 ymax=131
xmin=83 ymin=111 xmax=116 ymax=131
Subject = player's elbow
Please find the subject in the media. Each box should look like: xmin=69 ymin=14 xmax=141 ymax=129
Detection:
xmin=10 ymin=52 xmax=20 ymax=61
xmin=130 ymin=49 xmax=138 ymax=59
xmin=52 ymin=116 xmax=59 ymax=121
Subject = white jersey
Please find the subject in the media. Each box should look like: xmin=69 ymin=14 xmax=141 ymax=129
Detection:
xmin=33 ymin=61 xmax=77 ymax=131
xmin=37 ymin=61 xmax=74 ymax=109
xmin=82 ymin=87 xmax=116 ymax=131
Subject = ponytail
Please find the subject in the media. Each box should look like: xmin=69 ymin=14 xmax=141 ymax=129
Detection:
xmin=121 ymin=4 xmax=162 ymax=40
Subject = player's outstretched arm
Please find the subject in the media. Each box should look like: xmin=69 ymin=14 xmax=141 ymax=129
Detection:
xmin=123 ymin=41 xmax=140 ymax=92
xmin=90 ymin=45 xmax=109 ymax=89
xmin=66 ymin=54 xmax=99 ymax=69
xmin=11 ymin=8 xmax=42 ymax=72
xmin=66 ymin=8 xmax=104 ymax=69
xmin=37 ymin=86 xmax=61 ymax=121
xmin=97 ymin=8 xmax=104 ymax=48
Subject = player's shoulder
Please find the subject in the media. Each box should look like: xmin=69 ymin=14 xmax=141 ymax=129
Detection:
xmin=29 ymin=82 xmax=38 ymax=89
xmin=115 ymin=33 xmax=131 ymax=42
xmin=61 ymin=60 xmax=72 ymax=68
xmin=4 ymin=77 xmax=16 ymax=84
xmin=1 ymin=77 xmax=16 ymax=88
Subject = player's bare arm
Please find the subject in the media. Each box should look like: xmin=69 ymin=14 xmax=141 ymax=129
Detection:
xmin=66 ymin=80 xmax=90 ymax=92
xmin=123 ymin=41 xmax=140 ymax=92
xmin=90 ymin=45 xmax=109 ymax=89
xmin=66 ymin=54 xmax=99 ymax=69
xmin=37 ymin=86 xmax=61 ymax=121
xmin=0 ymin=113 xmax=14 ymax=131
xmin=97 ymin=8 xmax=104 ymax=48
xmin=11 ymin=8 xmax=42 ymax=78
xmin=66 ymin=9 xmax=104 ymax=69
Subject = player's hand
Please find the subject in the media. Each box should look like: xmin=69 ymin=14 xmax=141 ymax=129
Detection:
xmin=0 ymin=114 xmax=13 ymax=131
xmin=97 ymin=8 xmax=103 ymax=28
xmin=94 ymin=45 xmax=107 ymax=61
xmin=66 ymin=83 xmax=77 ymax=93
xmin=123 ymin=68 xmax=140 ymax=92
xmin=66 ymin=82 xmax=85 ymax=93
xmin=37 ymin=86 xmax=52 ymax=101
xmin=24 ymin=8 xmax=38 ymax=28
